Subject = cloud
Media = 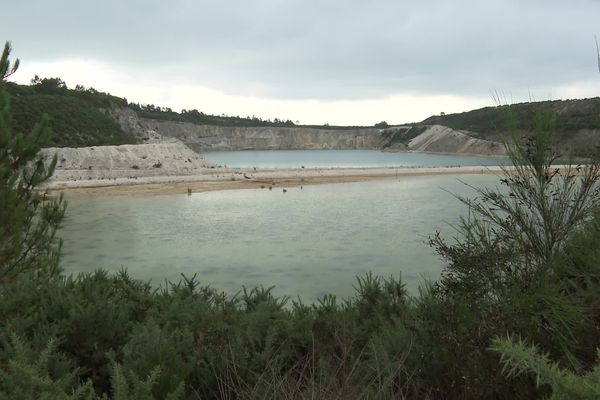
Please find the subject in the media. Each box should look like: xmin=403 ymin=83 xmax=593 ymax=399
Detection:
xmin=4 ymin=0 xmax=599 ymax=123
xmin=13 ymin=58 xmax=490 ymax=125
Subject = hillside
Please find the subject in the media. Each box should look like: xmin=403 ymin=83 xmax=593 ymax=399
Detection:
xmin=9 ymin=78 xmax=600 ymax=156
xmin=422 ymin=98 xmax=600 ymax=155
xmin=7 ymin=79 xmax=375 ymax=148
xmin=7 ymin=79 xmax=366 ymax=148
xmin=7 ymin=81 xmax=137 ymax=147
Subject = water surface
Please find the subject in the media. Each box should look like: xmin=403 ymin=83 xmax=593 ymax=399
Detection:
xmin=60 ymin=174 xmax=499 ymax=301
xmin=201 ymin=149 xmax=504 ymax=168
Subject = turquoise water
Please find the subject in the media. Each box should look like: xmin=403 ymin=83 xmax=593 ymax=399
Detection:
xmin=201 ymin=149 xmax=505 ymax=168
xmin=60 ymin=174 xmax=500 ymax=301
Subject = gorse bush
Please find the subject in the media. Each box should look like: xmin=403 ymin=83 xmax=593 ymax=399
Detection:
xmin=0 ymin=334 xmax=97 ymax=400
xmin=0 ymin=271 xmax=418 ymax=399
xmin=2 ymin=42 xmax=600 ymax=399
xmin=491 ymin=337 xmax=600 ymax=400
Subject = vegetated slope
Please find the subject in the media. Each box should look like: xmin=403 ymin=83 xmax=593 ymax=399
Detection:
xmin=7 ymin=82 xmax=137 ymax=147
xmin=7 ymin=79 xmax=372 ymax=149
xmin=422 ymin=98 xmax=600 ymax=155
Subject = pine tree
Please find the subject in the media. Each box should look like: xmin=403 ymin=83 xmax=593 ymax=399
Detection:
xmin=0 ymin=42 xmax=66 ymax=281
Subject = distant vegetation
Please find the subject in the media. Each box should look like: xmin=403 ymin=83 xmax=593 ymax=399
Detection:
xmin=129 ymin=102 xmax=299 ymax=128
xmin=119 ymin=102 xmax=373 ymax=130
xmin=423 ymin=98 xmax=600 ymax=139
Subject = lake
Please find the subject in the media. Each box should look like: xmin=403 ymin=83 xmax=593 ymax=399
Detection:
xmin=60 ymin=174 xmax=500 ymax=301
xmin=201 ymin=149 xmax=505 ymax=168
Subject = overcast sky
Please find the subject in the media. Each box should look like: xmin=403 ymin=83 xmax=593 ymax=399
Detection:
xmin=3 ymin=0 xmax=600 ymax=125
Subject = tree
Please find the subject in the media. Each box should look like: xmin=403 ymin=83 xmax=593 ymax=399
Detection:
xmin=30 ymin=75 xmax=68 ymax=94
xmin=0 ymin=42 xmax=66 ymax=281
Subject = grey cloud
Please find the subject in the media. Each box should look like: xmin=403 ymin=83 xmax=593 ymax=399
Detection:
xmin=3 ymin=0 xmax=599 ymax=100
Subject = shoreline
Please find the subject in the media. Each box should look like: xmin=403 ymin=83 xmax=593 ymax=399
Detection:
xmin=46 ymin=165 xmax=504 ymax=196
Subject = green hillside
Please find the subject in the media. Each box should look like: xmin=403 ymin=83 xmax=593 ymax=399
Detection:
xmin=422 ymin=98 xmax=600 ymax=139
xmin=7 ymin=81 xmax=136 ymax=147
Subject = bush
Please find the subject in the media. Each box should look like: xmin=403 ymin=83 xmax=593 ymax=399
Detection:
xmin=421 ymin=106 xmax=600 ymax=397
xmin=492 ymin=337 xmax=600 ymax=399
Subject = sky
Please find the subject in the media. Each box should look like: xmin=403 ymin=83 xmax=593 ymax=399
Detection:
xmin=3 ymin=0 xmax=600 ymax=125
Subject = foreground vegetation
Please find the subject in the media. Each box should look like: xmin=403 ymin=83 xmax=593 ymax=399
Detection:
xmin=3 ymin=43 xmax=600 ymax=399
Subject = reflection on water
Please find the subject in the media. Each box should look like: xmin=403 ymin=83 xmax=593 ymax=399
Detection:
xmin=201 ymin=149 xmax=505 ymax=168
xmin=60 ymin=174 xmax=499 ymax=301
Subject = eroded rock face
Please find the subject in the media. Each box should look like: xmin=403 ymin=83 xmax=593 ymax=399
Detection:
xmin=106 ymin=106 xmax=506 ymax=156
xmin=103 ymin=106 xmax=147 ymax=139
xmin=135 ymin=120 xmax=389 ymax=151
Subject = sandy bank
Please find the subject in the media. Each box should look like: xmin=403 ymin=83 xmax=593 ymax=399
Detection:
xmin=40 ymin=139 xmax=507 ymax=196
xmin=46 ymin=165 xmax=504 ymax=196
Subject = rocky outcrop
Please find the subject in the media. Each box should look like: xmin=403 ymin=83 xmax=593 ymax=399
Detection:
xmin=103 ymin=106 xmax=147 ymax=140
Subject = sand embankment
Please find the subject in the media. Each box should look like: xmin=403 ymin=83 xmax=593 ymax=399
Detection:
xmin=46 ymin=165 xmax=504 ymax=196
xmin=41 ymin=139 xmax=214 ymax=182
xmin=406 ymin=125 xmax=505 ymax=156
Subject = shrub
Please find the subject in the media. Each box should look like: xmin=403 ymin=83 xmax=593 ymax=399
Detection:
xmin=421 ymin=106 xmax=600 ymax=397
xmin=492 ymin=337 xmax=600 ymax=399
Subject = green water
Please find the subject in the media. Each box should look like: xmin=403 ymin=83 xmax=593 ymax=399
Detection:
xmin=60 ymin=174 xmax=499 ymax=301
